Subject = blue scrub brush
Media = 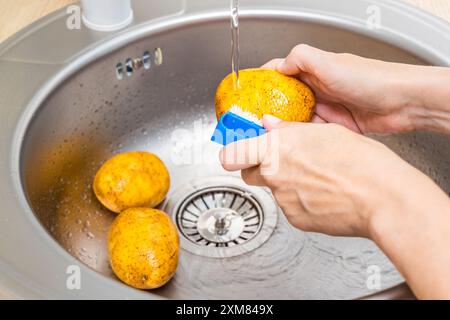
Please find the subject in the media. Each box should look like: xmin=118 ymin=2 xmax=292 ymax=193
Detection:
xmin=211 ymin=106 xmax=267 ymax=145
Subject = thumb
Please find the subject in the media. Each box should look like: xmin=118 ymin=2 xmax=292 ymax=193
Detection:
xmin=263 ymin=114 xmax=303 ymax=131
xmin=262 ymin=115 xmax=282 ymax=130
xmin=262 ymin=114 xmax=292 ymax=131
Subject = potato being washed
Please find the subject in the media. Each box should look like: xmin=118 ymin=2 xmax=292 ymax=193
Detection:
xmin=93 ymin=151 xmax=170 ymax=213
xmin=215 ymin=68 xmax=316 ymax=122
xmin=108 ymin=208 xmax=179 ymax=289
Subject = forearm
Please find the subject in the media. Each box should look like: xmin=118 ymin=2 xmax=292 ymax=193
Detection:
xmin=369 ymin=166 xmax=450 ymax=299
xmin=404 ymin=66 xmax=450 ymax=135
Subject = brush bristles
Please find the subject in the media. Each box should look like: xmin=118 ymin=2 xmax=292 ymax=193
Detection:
xmin=229 ymin=105 xmax=263 ymax=126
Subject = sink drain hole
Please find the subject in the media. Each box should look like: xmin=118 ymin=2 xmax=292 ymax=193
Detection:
xmin=176 ymin=186 xmax=263 ymax=247
xmin=164 ymin=176 xmax=278 ymax=258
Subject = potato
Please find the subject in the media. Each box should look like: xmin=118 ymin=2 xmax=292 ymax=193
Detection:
xmin=108 ymin=208 xmax=179 ymax=289
xmin=93 ymin=151 xmax=170 ymax=213
xmin=215 ymin=68 xmax=315 ymax=122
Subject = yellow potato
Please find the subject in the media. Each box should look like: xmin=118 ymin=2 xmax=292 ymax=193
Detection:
xmin=215 ymin=68 xmax=315 ymax=122
xmin=93 ymin=151 xmax=170 ymax=213
xmin=108 ymin=208 xmax=179 ymax=289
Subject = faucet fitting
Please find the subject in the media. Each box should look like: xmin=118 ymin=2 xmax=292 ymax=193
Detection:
xmin=81 ymin=0 xmax=133 ymax=32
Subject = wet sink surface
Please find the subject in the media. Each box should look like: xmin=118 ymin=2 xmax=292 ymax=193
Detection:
xmin=20 ymin=16 xmax=449 ymax=299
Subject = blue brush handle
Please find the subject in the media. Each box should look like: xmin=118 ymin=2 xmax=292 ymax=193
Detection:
xmin=211 ymin=111 xmax=267 ymax=145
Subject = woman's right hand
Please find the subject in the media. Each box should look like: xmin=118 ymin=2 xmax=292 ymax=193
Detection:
xmin=262 ymin=44 xmax=450 ymax=135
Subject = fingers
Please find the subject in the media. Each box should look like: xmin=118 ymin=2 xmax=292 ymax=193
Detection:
xmin=260 ymin=58 xmax=284 ymax=70
xmin=311 ymin=114 xmax=327 ymax=123
xmin=261 ymin=45 xmax=332 ymax=88
xmin=219 ymin=135 xmax=269 ymax=171
xmin=277 ymin=44 xmax=314 ymax=75
xmin=241 ymin=166 xmax=265 ymax=186
xmin=262 ymin=115 xmax=283 ymax=130
xmin=262 ymin=114 xmax=301 ymax=131
xmin=315 ymin=102 xmax=362 ymax=133
xmin=278 ymin=44 xmax=328 ymax=76
xmin=220 ymin=116 xmax=303 ymax=177
xmin=220 ymin=115 xmax=295 ymax=172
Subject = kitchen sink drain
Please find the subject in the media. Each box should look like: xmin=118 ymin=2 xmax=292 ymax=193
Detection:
xmin=177 ymin=186 xmax=263 ymax=246
xmin=163 ymin=176 xmax=278 ymax=258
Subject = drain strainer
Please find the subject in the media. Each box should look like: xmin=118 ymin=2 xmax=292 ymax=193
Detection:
xmin=177 ymin=186 xmax=263 ymax=246
xmin=163 ymin=176 xmax=278 ymax=258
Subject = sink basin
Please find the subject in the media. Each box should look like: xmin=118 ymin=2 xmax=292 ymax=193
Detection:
xmin=0 ymin=0 xmax=449 ymax=299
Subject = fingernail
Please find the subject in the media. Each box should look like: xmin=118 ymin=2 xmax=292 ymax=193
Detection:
xmin=278 ymin=59 xmax=287 ymax=71
xmin=263 ymin=114 xmax=282 ymax=124
xmin=262 ymin=114 xmax=283 ymax=130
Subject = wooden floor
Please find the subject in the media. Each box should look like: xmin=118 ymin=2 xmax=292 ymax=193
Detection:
xmin=0 ymin=0 xmax=449 ymax=43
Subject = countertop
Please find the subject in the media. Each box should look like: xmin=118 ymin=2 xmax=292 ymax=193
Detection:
xmin=0 ymin=0 xmax=449 ymax=43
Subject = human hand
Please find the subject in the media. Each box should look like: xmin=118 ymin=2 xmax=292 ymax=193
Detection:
xmin=262 ymin=44 xmax=450 ymax=135
xmin=220 ymin=115 xmax=421 ymax=237
xmin=220 ymin=115 xmax=450 ymax=299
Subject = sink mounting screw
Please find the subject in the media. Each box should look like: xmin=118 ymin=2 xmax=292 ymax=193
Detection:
xmin=115 ymin=48 xmax=163 ymax=80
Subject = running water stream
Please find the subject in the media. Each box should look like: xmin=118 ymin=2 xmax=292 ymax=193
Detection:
xmin=231 ymin=0 xmax=240 ymax=88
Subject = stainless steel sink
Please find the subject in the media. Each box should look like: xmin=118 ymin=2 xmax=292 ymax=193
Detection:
xmin=0 ymin=0 xmax=449 ymax=299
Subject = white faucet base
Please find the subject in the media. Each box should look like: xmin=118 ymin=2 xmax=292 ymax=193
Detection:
xmin=81 ymin=0 xmax=134 ymax=32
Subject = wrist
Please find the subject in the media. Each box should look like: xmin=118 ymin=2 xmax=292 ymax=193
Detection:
xmin=403 ymin=66 xmax=450 ymax=134
xmin=367 ymin=163 xmax=450 ymax=298
xmin=366 ymin=161 xmax=419 ymax=241
xmin=367 ymin=161 xmax=443 ymax=241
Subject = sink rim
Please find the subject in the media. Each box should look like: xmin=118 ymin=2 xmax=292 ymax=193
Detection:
xmin=1 ymin=1 xmax=449 ymax=299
